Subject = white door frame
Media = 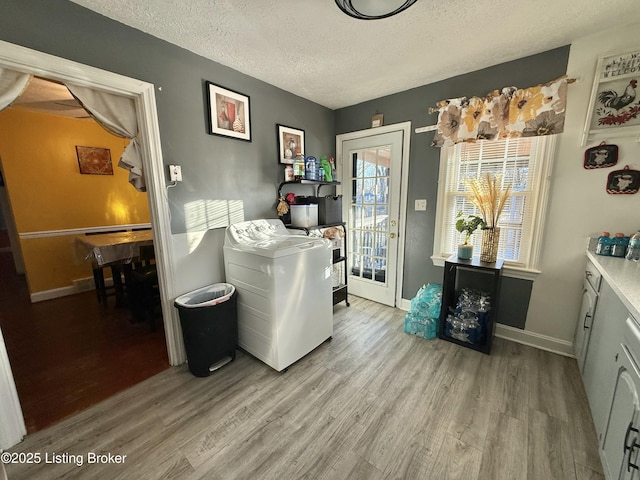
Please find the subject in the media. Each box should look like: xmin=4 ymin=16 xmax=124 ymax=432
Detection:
xmin=335 ymin=122 xmax=411 ymax=307
xmin=0 ymin=40 xmax=183 ymax=448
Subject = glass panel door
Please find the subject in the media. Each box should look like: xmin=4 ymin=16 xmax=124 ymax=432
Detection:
xmin=351 ymin=146 xmax=391 ymax=284
xmin=341 ymin=129 xmax=404 ymax=307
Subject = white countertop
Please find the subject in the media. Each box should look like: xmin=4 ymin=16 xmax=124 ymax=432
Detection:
xmin=587 ymin=250 xmax=640 ymax=321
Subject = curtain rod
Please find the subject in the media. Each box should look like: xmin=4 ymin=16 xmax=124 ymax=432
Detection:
xmin=427 ymin=77 xmax=577 ymax=114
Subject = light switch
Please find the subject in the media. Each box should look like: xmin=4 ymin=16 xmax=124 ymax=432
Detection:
xmin=415 ymin=199 xmax=427 ymax=211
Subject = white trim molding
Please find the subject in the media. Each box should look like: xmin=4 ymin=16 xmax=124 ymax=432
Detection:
xmin=430 ymin=255 xmax=541 ymax=281
xmin=0 ymin=329 xmax=25 ymax=450
xmin=19 ymin=223 xmax=152 ymax=239
xmin=335 ymin=122 xmax=412 ymax=308
xmin=495 ymin=324 xmax=575 ymax=357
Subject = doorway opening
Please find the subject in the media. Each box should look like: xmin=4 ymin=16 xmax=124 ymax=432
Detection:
xmin=336 ymin=123 xmax=411 ymax=307
xmin=0 ymin=40 xmax=181 ymax=448
xmin=0 ymin=77 xmax=168 ymax=434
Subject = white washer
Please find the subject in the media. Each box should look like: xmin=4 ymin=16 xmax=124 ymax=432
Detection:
xmin=223 ymin=219 xmax=333 ymax=371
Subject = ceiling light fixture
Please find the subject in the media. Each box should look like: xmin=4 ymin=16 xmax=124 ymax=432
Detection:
xmin=335 ymin=0 xmax=418 ymax=20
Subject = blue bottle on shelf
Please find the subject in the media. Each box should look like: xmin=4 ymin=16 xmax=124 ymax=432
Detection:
xmin=305 ymin=156 xmax=318 ymax=181
xmin=611 ymin=233 xmax=629 ymax=257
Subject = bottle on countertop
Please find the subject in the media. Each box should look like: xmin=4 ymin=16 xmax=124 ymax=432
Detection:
xmin=596 ymin=232 xmax=612 ymax=256
xmin=611 ymin=233 xmax=629 ymax=257
xmin=626 ymin=230 xmax=640 ymax=262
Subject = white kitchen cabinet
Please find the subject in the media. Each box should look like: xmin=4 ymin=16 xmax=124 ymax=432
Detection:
xmin=600 ymin=340 xmax=640 ymax=480
xmin=583 ymin=280 xmax=630 ymax=442
xmin=575 ymin=277 xmax=598 ymax=372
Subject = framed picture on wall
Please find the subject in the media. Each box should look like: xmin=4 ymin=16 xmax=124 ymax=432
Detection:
xmin=206 ymin=81 xmax=251 ymax=142
xmin=581 ymin=48 xmax=640 ymax=146
xmin=75 ymin=146 xmax=113 ymax=175
xmin=277 ymin=124 xmax=305 ymax=164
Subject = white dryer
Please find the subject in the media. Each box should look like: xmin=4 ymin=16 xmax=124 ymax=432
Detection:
xmin=223 ymin=219 xmax=333 ymax=371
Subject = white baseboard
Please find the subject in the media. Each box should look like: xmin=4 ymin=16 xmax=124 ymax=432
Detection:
xmin=399 ymin=298 xmax=411 ymax=311
xmin=399 ymin=297 xmax=575 ymax=357
xmin=495 ymin=324 xmax=575 ymax=358
xmin=30 ymin=285 xmax=79 ymax=303
xmin=29 ymin=276 xmax=109 ymax=303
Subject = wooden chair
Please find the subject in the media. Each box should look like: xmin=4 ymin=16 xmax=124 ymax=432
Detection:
xmin=85 ymin=230 xmax=127 ymax=308
xmin=126 ymin=244 xmax=161 ymax=330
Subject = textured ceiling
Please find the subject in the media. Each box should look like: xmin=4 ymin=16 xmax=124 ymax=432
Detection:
xmin=68 ymin=0 xmax=640 ymax=109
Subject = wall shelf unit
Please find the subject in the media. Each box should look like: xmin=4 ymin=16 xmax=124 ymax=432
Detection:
xmin=277 ymin=180 xmax=348 ymax=307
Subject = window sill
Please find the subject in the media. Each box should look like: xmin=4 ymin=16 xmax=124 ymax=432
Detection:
xmin=431 ymin=255 xmax=541 ymax=281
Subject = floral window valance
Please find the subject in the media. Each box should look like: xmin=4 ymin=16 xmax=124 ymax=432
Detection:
xmin=431 ymin=76 xmax=569 ymax=147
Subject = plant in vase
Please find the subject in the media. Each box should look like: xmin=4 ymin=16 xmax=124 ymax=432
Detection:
xmin=464 ymin=173 xmax=512 ymax=263
xmin=455 ymin=212 xmax=485 ymax=259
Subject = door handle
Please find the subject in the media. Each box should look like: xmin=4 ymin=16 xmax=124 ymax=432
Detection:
xmin=389 ymin=233 xmax=396 ymax=239
xmin=391 ymin=220 xmax=397 ymax=227
xmin=584 ymin=313 xmax=592 ymax=330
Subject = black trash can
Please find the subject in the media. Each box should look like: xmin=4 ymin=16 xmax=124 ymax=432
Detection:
xmin=174 ymin=283 xmax=238 ymax=377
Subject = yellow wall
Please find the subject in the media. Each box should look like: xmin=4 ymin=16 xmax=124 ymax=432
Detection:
xmin=0 ymin=108 xmax=151 ymax=294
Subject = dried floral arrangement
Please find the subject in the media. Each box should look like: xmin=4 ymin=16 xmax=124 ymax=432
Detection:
xmin=464 ymin=173 xmax=512 ymax=228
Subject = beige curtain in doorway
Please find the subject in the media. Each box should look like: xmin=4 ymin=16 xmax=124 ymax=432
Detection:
xmin=65 ymin=83 xmax=146 ymax=192
xmin=0 ymin=67 xmax=31 ymax=111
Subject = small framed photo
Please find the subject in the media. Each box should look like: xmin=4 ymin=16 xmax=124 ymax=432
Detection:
xmin=277 ymin=124 xmax=305 ymax=164
xmin=371 ymin=113 xmax=384 ymax=128
xmin=75 ymin=146 xmax=113 ymax=175
xmin=581 ymin=49 xmax=640 ymax=146
xmin=206 ymin=81 xmax=251 ymax=142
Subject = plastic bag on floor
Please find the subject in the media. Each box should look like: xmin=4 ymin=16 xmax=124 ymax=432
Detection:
xmin=444 ymin=288 xmax=491 ymax=345
xmin=404 ymin=283 xmax=442 ymax=340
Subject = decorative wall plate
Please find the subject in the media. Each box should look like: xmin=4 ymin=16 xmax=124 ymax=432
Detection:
xmin=606 ymin=165 xmax=640 ymax=194
xmin=584 ymin=141 xmax=618 ymax=169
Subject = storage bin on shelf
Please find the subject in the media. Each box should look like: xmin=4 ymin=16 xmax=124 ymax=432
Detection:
xmin=290 ymin=204 xmax=318 ymax=227
xmin=318 ymin=195 xmax=342 ymax=224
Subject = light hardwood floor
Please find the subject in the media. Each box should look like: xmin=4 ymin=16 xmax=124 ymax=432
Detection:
xmin=5 ymin=296 xmax=603 ymax=480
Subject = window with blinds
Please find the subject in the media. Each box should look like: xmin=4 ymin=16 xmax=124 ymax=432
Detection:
xmin=434 ymin=136 xmax=555 ymax=270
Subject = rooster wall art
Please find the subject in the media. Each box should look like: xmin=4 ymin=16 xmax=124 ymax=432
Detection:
xmin=596 ymin=78 xmax=640 ymax=126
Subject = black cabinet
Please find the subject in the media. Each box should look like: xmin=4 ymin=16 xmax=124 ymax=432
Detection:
xmin=438 ymin=255 xmax=503 ymax=354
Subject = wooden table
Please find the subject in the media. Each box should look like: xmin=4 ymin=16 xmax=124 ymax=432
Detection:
xmin=76 ymin=230 xmax=154 ymax=306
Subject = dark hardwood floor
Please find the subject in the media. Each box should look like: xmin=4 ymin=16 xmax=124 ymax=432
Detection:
xmin=0 ymin=248 xmax=169 ymax=434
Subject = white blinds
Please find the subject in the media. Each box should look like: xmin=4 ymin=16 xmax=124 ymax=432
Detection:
xmin=440 ymin=137 xmax=546 ymax=267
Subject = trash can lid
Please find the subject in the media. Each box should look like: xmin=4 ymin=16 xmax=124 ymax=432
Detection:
xmin=174 ymin=283 xmax=235 ymax=308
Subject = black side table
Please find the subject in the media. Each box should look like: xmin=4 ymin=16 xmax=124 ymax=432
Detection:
xmin=438 ymin=255 xmax=503 ymax=354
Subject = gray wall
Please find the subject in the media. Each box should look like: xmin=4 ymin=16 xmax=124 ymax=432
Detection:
xmin=1 ymin=0 xmax=335 ymax=234
xmin=335 ymin=47 xmax=570 ymax=328
xmin=2 ymin=0 xmax=569 ymax=328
